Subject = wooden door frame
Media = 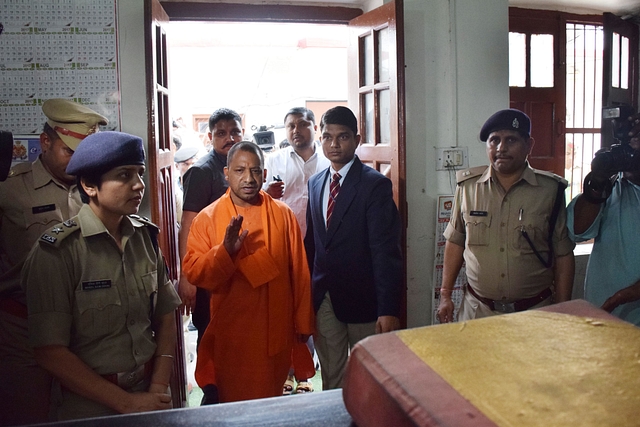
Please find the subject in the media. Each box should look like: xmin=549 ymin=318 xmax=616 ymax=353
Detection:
xmin=159 ymin=1 xmax=407 ymax=328
xmin=160 ymin=1 xmax=362 ymax=23
xmin=144 ymin=0 xmax=188 ymax=408
xmin=509 ymin=8 xmax=606 ymax=178
xmin=509 ymin=8 xmax=567 ymax=176
xmin=348 ymin=0 xmax=407 ymax=327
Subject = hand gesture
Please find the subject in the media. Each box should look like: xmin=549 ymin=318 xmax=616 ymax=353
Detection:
xmin=266 ymin=180 xmax=285 ymax=199
xmin=177 ymin=276 xmax=196 ymax=316
xmin=223 ymin=215 xmax=248 ymax=258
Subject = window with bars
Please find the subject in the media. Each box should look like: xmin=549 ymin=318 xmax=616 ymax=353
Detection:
xmin=565 ymin=23 xmax=604 ymax=201
xmin=509 ymin=22 xmax=605 ymax=201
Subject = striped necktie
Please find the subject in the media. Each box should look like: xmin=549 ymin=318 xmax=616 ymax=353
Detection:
xmin=326 ymin=172 xmax=341 ymax=227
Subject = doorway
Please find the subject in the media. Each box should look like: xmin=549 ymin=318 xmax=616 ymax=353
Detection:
xmin=166 ymin=21 xmax=349 ymax=147
xmin=165 ymin=20 xmax=350 ymax=405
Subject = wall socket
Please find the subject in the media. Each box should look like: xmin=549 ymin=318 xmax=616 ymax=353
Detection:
xmin=435 ymin=147 xmax=467 ymax=171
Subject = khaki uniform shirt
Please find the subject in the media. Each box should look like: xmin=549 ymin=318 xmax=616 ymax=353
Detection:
xmin=0 ymin=158 xmax=82 ymax=302
xmin=444 ymin=164 xmax=574 ymax=301
xmin=23 ymin=204 xmax=181 ymax=375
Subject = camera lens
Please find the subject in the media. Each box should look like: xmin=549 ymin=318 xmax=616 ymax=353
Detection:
xmin=592 ymin=143 xmax=640 ymax=175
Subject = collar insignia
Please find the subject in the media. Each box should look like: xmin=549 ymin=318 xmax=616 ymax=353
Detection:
xmin=62 ymin=219 xmax=77 ymax=228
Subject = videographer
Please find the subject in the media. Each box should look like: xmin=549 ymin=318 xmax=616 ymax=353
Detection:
xmin=568 ymin=109 xmax=640 ymax=325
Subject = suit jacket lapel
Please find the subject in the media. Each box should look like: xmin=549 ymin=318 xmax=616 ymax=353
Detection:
xmin=311 ymin=169 xmax=329 ymax=242
xmin=325 ymin=158 xmax=362 ymax=243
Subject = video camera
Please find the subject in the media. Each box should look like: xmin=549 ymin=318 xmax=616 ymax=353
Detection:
xmin=251 ymin=125 xmax=276 ymax=153
xmin=591 ymin=105 xmax=640 ymax=177
xmin=603 ymin=105 xmax=635 ymax=145
xmin=582 ymin=106 xmax=639 ymax=203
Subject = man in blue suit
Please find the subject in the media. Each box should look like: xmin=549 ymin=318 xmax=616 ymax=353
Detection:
xmin=305 ymin=106 xmax=403 ymax=390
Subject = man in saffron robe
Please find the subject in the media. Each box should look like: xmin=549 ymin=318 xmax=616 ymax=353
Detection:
xmin=183 ymin=141 xmax=314 ymax=403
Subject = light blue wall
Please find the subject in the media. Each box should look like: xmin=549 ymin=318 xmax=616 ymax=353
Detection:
xmin=117 ymin=0 xmax=151 ymax=215
xmin=404 ymin=0 xmax=509 ymax=327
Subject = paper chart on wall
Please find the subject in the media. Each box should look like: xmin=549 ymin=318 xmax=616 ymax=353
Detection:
xmin=0 ymin=0 xmax=120 ymax=150
xmin=432 ymin=195 xmax=467 ymax=323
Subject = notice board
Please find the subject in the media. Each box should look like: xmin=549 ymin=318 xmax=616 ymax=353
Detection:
xmin=432 ymin=195 xmax=467 ymax=323
xmin=0 ymin=0 xmax=120 ymax=149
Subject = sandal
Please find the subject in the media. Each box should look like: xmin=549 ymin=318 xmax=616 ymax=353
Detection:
xmin=282 ymin=375 xmax=295 ymax=395
xmin=295 ymin=380 xmax=314 ymax=393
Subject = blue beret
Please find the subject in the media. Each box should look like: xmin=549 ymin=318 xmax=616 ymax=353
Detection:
xmin=479 ymin=109 xmax=531 ymax=142
xmin=66 ymin=131 xmax=145 ymax=176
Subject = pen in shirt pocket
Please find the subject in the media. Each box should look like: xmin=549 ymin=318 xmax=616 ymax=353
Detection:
xmin=518 ymin=208 xmax=524 ymax=231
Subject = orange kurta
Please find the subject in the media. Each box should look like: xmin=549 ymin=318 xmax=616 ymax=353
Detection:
xmin=183 ymin=190 xmax=315 ymax=403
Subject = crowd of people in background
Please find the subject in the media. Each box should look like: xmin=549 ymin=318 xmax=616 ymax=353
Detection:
xmin=1 ymin=99 xmax=640 ymax=425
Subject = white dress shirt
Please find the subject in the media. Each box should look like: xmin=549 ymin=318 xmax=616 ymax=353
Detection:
xmin=263 ymin=142 xmax=330 ymax=234
xmin=322 ymin=157 xmax=355 ymax=227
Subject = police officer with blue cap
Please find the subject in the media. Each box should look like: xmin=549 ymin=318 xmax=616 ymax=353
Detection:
xmin=0 ymin=99 xmax=107 ymax=426
xmin=479 ymin=108 xmax=531 ymax=142
xmin=437 ymin=109 xmax=575 ymax=323
xmin=22 ymin=131 xmax=181 ymax=421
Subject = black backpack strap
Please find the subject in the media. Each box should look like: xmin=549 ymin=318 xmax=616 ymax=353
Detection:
xmin=520 ymin=180 xmax=566 ymax=269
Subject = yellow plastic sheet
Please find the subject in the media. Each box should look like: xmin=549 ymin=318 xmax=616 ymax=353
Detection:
xmin=398 ymin=311 xmax=640 ymax=427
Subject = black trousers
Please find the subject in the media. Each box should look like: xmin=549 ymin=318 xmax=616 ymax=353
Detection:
xmin=192 ymin=287 xmax=210 ymax=350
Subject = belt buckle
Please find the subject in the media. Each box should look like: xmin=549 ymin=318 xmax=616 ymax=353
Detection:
xmin=493 ymin=300 xmax=515 ymax=313
xmin=116 ymin=365 xmax=145 ymax=389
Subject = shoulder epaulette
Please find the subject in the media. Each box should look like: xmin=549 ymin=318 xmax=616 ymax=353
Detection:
xmin=38 ymin=218 xmax=81 ymax=247
xmin=129 ymin=214 xmax=159 ymax=230
xmin=6 ymin=162 xmax=32 ymax=178
xmin=456 ymin=165 xmax=488 ymax=185
xmin=130 ymin=214 xmax=160 ymax=255
xmin=532 ymin=168 xmax=568 ymax=187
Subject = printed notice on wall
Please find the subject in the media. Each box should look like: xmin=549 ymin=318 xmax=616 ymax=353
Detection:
xmin=432 ymin=195 xmax=467 ymax=323
xmin=0 ymin=0 xmax=120 ymax=147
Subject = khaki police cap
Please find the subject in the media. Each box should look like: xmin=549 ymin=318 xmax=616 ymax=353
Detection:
xmin=174 ymin=145 xmax=199 ymax=163
xmin=42 ymin=99 xmax=108 ymax=151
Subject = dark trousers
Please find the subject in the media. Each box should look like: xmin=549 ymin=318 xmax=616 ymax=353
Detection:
xmin=192 ymin=287 xmax=210 ymax=350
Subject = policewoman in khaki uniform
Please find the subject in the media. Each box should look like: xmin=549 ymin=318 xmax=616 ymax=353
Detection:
xmin=437 ymin=109 xmax=575 ymax=323
xmin=21 ymin=131 xmax=181 ymax=421
xmin=0 ymin=99 xmax=107 ymax=426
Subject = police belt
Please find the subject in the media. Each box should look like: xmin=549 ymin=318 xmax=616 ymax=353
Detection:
xmin=0 ymin=297 xmax=28 ymax=319
xmin=102 ymin=360 xmax=154 ymax=390
xmin=466 ymin=285 xmax=552 ymax=313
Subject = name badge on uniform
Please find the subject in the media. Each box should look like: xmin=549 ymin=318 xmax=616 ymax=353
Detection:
xmin=32 ymin=204 xmax=56 ymax=214
xmin=82 ymin=280 xmax=112 ymax=291
xmin=40 ymin=234 xmax=56 ymax=244
xmin=469 ymin=210 xmax=488 ymax=217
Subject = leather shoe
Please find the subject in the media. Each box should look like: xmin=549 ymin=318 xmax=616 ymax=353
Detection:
xmin=200 ymin=384 xmax=220 ymax=405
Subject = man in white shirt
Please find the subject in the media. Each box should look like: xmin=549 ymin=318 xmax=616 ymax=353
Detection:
xmin=262 ymin=107 xmax=329 ymax=394
xmin=263 ymin=107 xmax=330 ymax=236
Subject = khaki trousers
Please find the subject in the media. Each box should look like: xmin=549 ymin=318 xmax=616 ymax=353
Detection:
xmin=314 ymin=293 xmax=375 ymax=390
